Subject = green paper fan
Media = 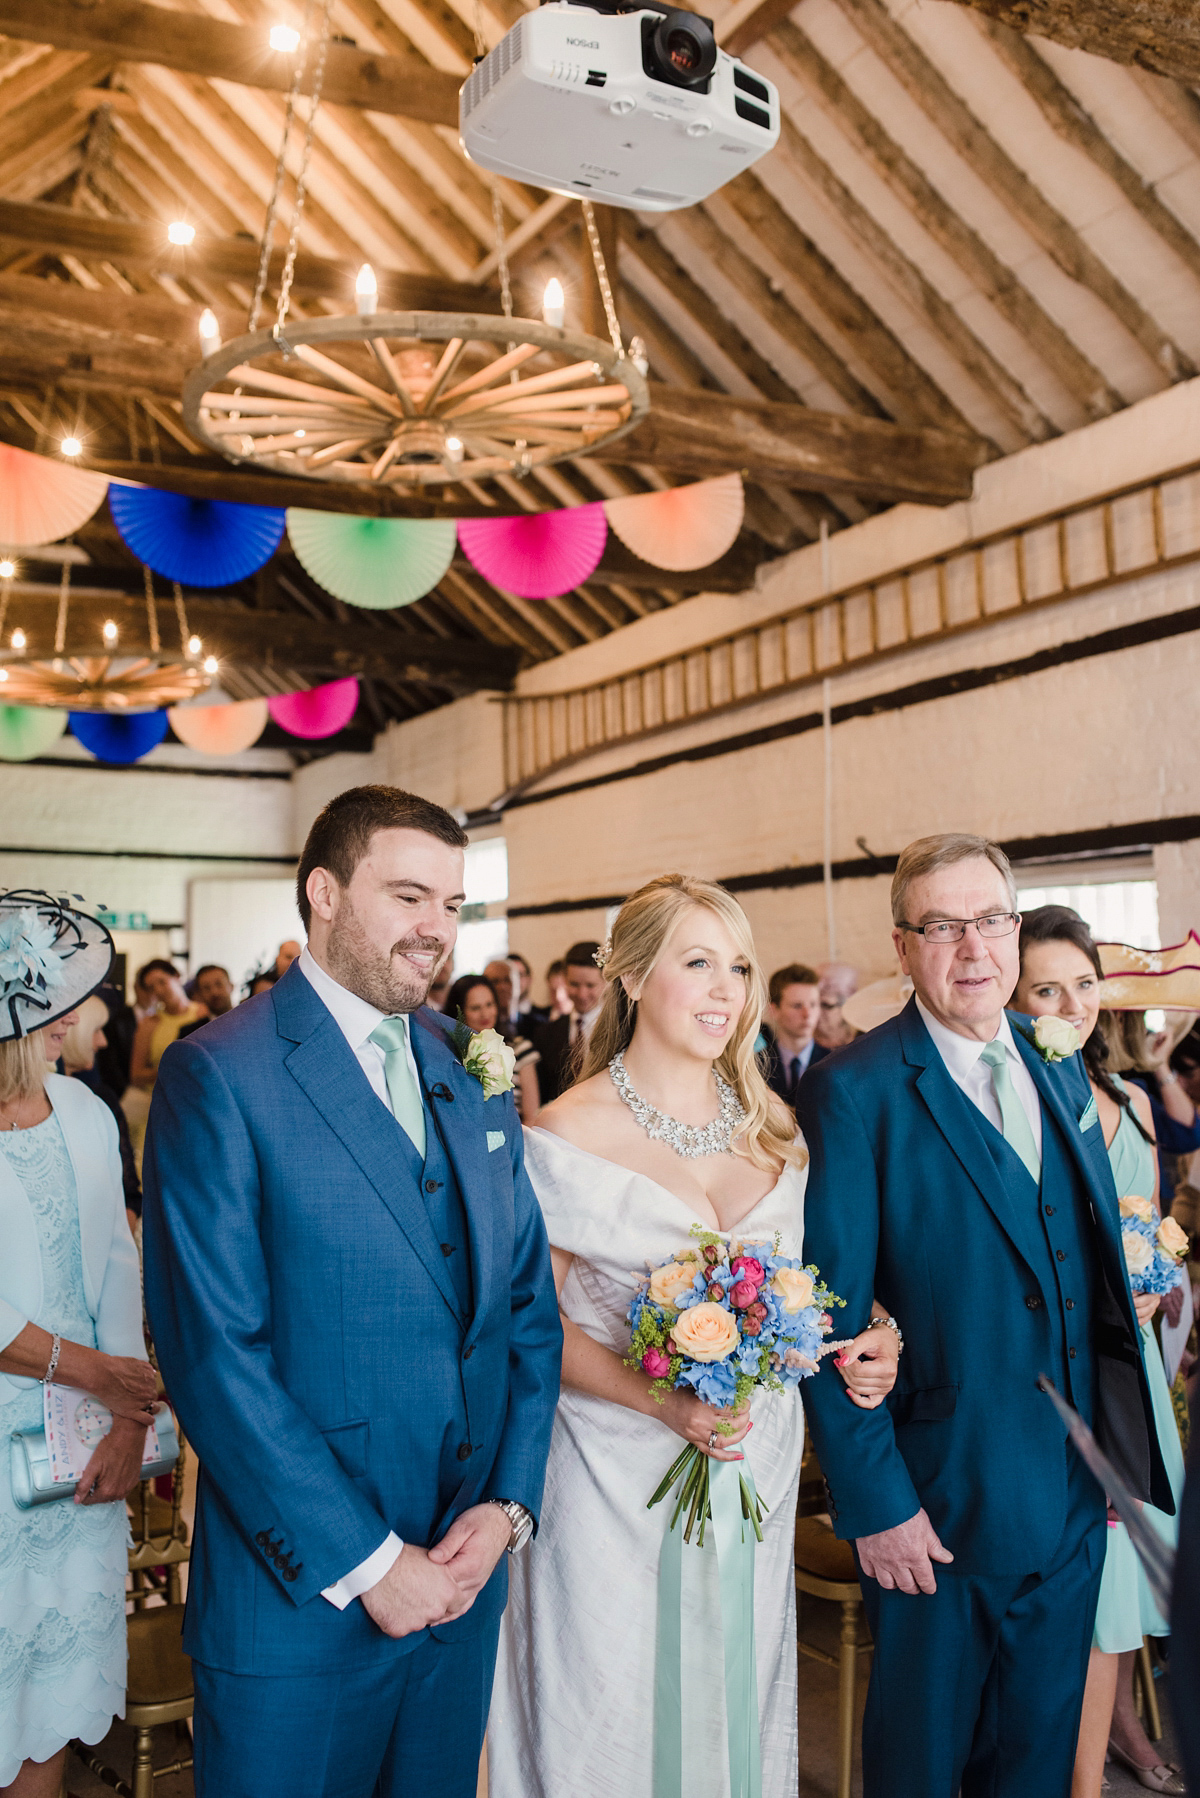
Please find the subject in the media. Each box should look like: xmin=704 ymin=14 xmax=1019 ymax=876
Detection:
xmin=286 ymin=510 xmax=457 ymax=610
xmin=0 ymin=706 xmax=67 ymax=762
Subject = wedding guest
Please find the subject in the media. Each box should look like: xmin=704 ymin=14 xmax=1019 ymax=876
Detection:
xmin=193 ymin=964 xmax=234 ymax=1017
xmin=56 ymin=995 xmax=141 ymax=1233
xmin=532 ymin=942 xmax=605 ymax=1105
xmin=0 ymin=895 xmax=157 ymax=1798
xmin=508 ymin=953 xmax=545 ymax=1028
xmin=128 ymin=960 xmax=207 ymax=1093
xmin=489 ymin=873 xmax=898 ymax=1798
xmin=443 ymin=975 xmax=541 ymax=1122
xmin=246 ymin=965 xmax=277 ymax=999
xmin=1012 ymin=905 xmax=1186 ymax=1798
xmin=544 ymin=959 xmax=570 ymax=1021
xmin=95 ymin=968 xmax=152 ymax=1096
xmin=484 ymin=959 xmax=517 ymax=1026
xmin=816 ymin=960 xmax=860 ymax=1049
xmin=274 ymin=939 xmax=303 ymax=978
xmin=799 ymin=833 xmax=1168 ymax=1798
xmin=1106 ymin=1010 xmax=1200 ymax=1210
xmin=762 ymin=963 xmax=828 ymax=1117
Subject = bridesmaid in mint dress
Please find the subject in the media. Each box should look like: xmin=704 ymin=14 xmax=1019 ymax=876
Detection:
xmin=1013 ymin=906 xmax=1186 ymax=1798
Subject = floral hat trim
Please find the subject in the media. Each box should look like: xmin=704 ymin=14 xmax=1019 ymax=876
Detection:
xmin=0 ymin=890 xmax=114 ymax=1042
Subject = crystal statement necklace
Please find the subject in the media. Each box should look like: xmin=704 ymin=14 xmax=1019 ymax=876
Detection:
xmin=608 ymin=1050 xmax=746 ymax=1159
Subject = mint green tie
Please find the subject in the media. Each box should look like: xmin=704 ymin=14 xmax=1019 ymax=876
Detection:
xmin=369 ymin=1018 xmax=426 ymax=1159
xmin=980 ymin=1038 xmax=1040 ymax=1184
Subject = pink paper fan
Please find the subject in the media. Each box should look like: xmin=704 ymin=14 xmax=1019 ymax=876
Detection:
xmin=0 ymin=445 xmax=108 ymax=546
xmin=602 ymin=475 xmax=744 ymax=572
xmin=268 ymin=678 xmax=359 ymax=740
xmin=456 ymin=503 xmax=607 ymax=599
xmin=169 ymin=699 xmax=269 ymax=756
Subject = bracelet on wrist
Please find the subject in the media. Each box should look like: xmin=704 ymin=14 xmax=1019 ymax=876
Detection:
xmin=41 ymin=1332 xmax=61 ymax=1384
xmin=866 ymin=1315 xmax=904 ymax=1354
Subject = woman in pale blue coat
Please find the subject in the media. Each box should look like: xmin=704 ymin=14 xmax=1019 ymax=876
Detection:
xmin=0 ymin=894 xmax=157 ymax=1798
xmin=1013 ymin=906 xmax=1186 ymax=1798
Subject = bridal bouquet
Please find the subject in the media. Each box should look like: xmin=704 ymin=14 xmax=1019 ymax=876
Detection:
xmin=1120 ymin=1196 xmax=1189 ymax=1296
xmin=627 ymin=1225 xmax=842 ymax=1545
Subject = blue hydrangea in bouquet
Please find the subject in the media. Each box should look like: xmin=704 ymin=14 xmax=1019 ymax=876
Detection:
xmin=626 ymin=1224 xmax=843 ymax=1546
xmin=1120 ymin=1195 xmax=1190 ymax=1296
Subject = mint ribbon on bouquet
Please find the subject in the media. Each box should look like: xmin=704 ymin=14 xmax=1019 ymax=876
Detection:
xmin=653 ymin=1455 xmax=763 ymax=1798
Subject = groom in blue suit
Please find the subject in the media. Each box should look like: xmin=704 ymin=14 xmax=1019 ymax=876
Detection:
xmin=143 ymin=786 xmax=562 ymax=1798
xmin=799 ymin=833 xmax=1170 ymax=1798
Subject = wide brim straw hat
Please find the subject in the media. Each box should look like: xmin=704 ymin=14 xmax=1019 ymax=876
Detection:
xmin=0 ymin=889 xmax=114 ymax=1042
xmin=1097 ymin=931 xmax=1200 ymax=1011
xmin=842 ymin=973 xmax=915 ymax=1036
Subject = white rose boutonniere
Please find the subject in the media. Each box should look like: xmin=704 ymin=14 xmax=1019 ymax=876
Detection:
xmin=461 ymin=1027 xmax=516 ymax=1099
xmin=1031 ymin=1016 xmax=1081 ymax=1062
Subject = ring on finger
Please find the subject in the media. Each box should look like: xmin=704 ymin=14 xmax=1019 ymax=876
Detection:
xmin=708 ymin=1430 xmax=718 ymax=1451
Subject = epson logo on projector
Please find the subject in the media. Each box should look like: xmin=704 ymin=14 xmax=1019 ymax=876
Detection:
xmin=459 ymin=0 xmax=780 ymax=212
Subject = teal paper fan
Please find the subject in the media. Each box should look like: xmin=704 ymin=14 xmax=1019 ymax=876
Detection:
xmin=286 ymin=510 xmax=457 ymax=610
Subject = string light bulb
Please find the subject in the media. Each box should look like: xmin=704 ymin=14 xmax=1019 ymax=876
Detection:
xmin=198 ymin=308 xmax=221 ymax=356
xmin=542 ymin=277 xmax=565 ymax=328
xmin=10 ymin=629 xmax=25 ymax=651
xmin=444 ymin=435 xmax=464 ymax=462
xmin=187 ymin=635 xmax=203 ymax=658
xmin=269 ymin=22 xmax=300 ymax=50
xmin=102 ymin=619 xmax=119 ymax=645
xmin=167 ymin=220 xmax=195 ymax=246
xmin=203 ymin=654 xmax=219 ymax=675
xmin=355 ymin=263 xmax=378 ymax=318
xmin=0 ymin=669 xmax=8 ymax=684
xmin=60 ymin=437 xmax=81 ymax=458
xmin=0 ymin=559 xmax=14 ymax=580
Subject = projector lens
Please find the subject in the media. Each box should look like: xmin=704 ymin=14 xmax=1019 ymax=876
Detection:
xmin=647 ymin=10 xmax=716 ymax=89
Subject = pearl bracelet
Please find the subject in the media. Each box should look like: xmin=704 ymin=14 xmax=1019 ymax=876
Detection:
xmin=42 ymin=1332 xmax=61 ymax=1384
xmin=867 ymin=1315 xmax=904 ymax=1355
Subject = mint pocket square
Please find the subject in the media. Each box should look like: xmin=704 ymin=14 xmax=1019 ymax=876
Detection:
xmin=1079 ymin=1097 xmax=1099 ymax=1133
xmin=487 ymin=1130 xmax=506 ymax=1153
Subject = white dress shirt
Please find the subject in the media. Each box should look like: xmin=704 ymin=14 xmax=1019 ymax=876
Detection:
xmin=298 ymin=947 xmax=408 ymax=1609
xmin=915 ymin=997 xmax=1042 ymax=1157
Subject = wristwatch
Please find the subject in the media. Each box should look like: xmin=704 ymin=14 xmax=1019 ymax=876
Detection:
xmin=488 ymin=1498 xmax=534 ymax=1553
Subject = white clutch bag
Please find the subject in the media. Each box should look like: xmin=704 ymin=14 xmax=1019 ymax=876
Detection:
xmin=10 ymin=1403 xmax=179 ymax=1508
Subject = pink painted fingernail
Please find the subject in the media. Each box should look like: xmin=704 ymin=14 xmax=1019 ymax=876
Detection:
xmin=1107 ymin=1520 xmax=1119 ymax=1530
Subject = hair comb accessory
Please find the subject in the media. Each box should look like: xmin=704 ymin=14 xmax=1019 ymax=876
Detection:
xmin=594 ymin=939 xmax=612 ymax=971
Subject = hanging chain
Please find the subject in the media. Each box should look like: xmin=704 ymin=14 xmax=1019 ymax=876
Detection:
xmin=490 ymin=180 xmax=514 ymax=323
xmin=54 ymin=561 xmax=70 ymax=656
xmin=248 ymin=0 xmax=313 ymax=333
xmin=275 ymin=0 xmax=334 ymax=336
xmin=0 ymin=582 xmax=10 ymax=648
xmin=581 ymin=200 xmax=624 ymax=356
xmin=143 ymin=564 xmax=160 ymax=655
xmin=173 ymin=583 xmax=191 ymax=652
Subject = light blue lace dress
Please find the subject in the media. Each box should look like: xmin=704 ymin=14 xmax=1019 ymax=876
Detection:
xmin=0 ymin=1111 xmax=129 ymax=1783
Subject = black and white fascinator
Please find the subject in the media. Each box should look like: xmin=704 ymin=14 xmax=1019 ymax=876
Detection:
xmin=0 ymin=890 xmax=114 ymax=1042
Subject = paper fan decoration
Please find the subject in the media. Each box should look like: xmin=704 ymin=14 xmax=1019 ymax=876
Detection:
xmin=268 ymin=677 xmax=359 ymax=740
xmin=0 ymin=445 xmax=108 ymax=545
xmin=169 ymin=698 xmax=269 ymax=755
xmin=0 ymin=705 xmax=68 ymax=762
xmin=287 ymin=510 xmax=457 ymax=611
xmin=602 ymin=475 xmax=745 ymax=572
xmin=70 ymin=709 xmax=168 ymax=764
xmin=108 ymin=485 xmax=285 ymax=587
xmin=456 ymin=504 xmax=607 ymax=599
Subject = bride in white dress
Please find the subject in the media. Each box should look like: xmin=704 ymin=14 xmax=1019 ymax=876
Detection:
xmin=489 ymin=874 xmax=898 ymax=1798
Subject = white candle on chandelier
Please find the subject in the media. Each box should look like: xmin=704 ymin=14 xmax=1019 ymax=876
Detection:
xmin=60 ymin=437 xmax=81 ymax=458
xmin=542 ymin=277 xmax=565 ymax=328
xmin=355 ymin=264 xmax=378 ymax=317
xmin=444 ymin=436 xmax=464 ymax=463
xmin=198 ymin=309 xmax=221 ymax=356
xmin=187 ymin=635 xmax=203 ymax=658
xmin=102 ymin=619 xmax=119 ymax=646
xmin=203 ymin=654 xmax=219 ymax=675
xmin=269 ymin=22 xmax=300 ymax=50
xmin=167 ymin=220 xmax=195 ymax=246
xmin=0 ymin=559 xmax=14 ymax=580
xmin=11 ymin=629 xmax=26 ymax=651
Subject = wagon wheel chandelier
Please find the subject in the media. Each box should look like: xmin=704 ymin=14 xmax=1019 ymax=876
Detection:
xmin=179 ymin=0 xmax=648 ymax=493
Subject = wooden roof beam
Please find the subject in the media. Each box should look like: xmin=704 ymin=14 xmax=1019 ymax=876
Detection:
xmin=0 ymin=0 xmax=462 ymax=125
xmin=942 ymin=0 xmax=1200 ymax=87
xmin=834 ymin=0 xmax=1194 ymax=385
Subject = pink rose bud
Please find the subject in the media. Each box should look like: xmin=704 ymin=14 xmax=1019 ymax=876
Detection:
xmin=731 ymin=1256 xmax=765 ymax=1285
xmin=743 ymin=1316 xmax=762 ymax=1336
xmin=708 ymin=1282 xmax=724 ymax=1302
xmin=641 ymin=1346 xmax=671 ymax=1379
xmin=748 ymin=1301 xmax=768 ymax=1322
xmin=665 ymin=1337 xmax=677 ymax=1356
xmin=703 ymin=1244 xmax=720 ymax=1265
xmin=730 ymin=1279 xmax=758 ymax=1309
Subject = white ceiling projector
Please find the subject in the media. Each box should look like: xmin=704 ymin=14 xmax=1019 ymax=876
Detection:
xmin=460 ymin=0 xmax=780 ymax=212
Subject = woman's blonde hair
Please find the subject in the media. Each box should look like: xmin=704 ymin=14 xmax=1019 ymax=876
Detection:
xmin=0 ymin=1032 xmax=49 ymax=1106
xmin=578 ymin=874 xmax=805 ymax=1172
xmin=1103 ymin=1007 xmax=1199 ymax=1074
xmin=59 ymin=995 xmax=108 ymax=1073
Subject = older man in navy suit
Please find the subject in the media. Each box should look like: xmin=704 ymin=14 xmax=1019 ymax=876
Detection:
xmin=798 ymin=832 xmax=1169 ymax=1798
xmin=143 ymin=787 xmax=562 ymax=1798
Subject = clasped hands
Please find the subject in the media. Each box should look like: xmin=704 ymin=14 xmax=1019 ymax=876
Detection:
xmin=361 ymin=1503 xmax=512 ymax=1640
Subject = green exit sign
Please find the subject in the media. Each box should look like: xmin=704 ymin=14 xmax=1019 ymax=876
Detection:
xmin=105 ymin=911 xmax=152 ymax=932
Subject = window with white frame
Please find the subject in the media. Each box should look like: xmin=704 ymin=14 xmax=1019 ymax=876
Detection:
xmin=453 ymin=834 xmax=509 ymax=977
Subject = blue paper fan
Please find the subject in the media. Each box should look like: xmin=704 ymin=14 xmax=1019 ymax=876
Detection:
xmin=286 ymin=510 xmax=457 ymax=609
xmin=108 ymin=485 xmax=285 ymax=588
xmin=70 ymin=710 xmax=168 ymax=764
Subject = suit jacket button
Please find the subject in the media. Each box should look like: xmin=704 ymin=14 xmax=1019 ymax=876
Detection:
xmin=1025 ymin=1295 xmax=1042 ymax=1309
xmin=457 ymin=1442 xmax=472 ymax=1461
xmin=463 ymin=1345 xmax=475 ymax=1360
xmin=283 ymin=1566 xmax=300 ymax=1582
xmin=1069 ymin=1347 xmax=1077 ymax=1359
xmin=1066 ymin=1299 xmax=1075 ymax=1310
xmin=255 ymin=1531 xmax=270 ymax=1547
xmin=1056 ymin=1250 xmax=1067 ymax=1262
xmin=425 ymin=1179 xmax=441 ymax=1193
xmin=1044 ymin=1205 xmax=1055 ymax=1216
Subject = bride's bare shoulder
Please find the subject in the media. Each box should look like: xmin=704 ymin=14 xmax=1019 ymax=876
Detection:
xmin=535 ymin=1071 xmax=624 ymax=1154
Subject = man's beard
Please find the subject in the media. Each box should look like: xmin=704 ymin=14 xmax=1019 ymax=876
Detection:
xmin=325 ymin=898 xmax=443 ymax=1014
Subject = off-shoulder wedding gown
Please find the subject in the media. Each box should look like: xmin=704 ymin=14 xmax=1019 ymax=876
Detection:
xmin=488 ymin=1127 xmax=808 ymax=1798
